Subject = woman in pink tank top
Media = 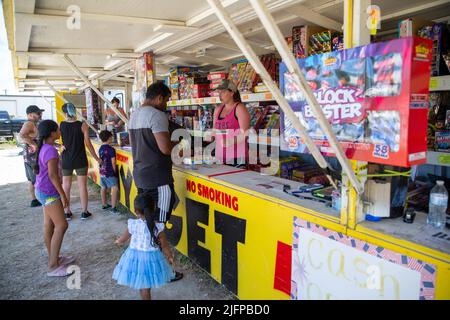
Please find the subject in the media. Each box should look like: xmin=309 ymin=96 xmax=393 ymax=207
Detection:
xmin=213 ymin=80 xmax=250 ymax=166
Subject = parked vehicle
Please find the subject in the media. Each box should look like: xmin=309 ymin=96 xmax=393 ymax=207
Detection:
xmin=0 ymin=111 xmax=27 ymax=139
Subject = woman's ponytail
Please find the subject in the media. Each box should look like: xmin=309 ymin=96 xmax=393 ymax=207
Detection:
xmin=33 ymin=136 xmax=45 ymax=175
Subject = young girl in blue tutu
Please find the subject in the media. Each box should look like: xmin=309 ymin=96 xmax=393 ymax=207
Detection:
xmin=112 ymin=193 xmax=174 ymax=300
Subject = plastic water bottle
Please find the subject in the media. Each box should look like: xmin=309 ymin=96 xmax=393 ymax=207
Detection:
xmin=427 ymin=180 xmax=448 ymax=229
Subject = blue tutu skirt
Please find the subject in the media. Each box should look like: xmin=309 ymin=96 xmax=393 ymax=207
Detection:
xmin=112 ymin=247 xmax=174 ymax=289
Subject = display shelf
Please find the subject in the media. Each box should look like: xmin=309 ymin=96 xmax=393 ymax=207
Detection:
xmin=186 ymin=130 xmax=280 ymax=146
xmin=169 ymin=105 xmax=199 ymax=111
xmin=240 ymin=92 xmax=274 ymax=102
xmin=426 ymin=151 xmax=450 ymax=167
xmin=167 ymin=97 xmax=221 ymax=107
xmin=429 ymin=75 xmax=450 ymax=92
xmin=167 ymin=92 xmax=275 ymax=107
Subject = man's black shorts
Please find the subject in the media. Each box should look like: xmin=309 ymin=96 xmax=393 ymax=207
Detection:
xmin=137 ymin=184 xmax=176 ymax=223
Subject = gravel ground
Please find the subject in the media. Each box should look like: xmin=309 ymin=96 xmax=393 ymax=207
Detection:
xmin=0 ymin=146 xmax=235 ymax=300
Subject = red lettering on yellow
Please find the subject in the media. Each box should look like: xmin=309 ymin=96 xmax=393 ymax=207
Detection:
xmin=185 ymin=180 xmax=239 ymax=212
xmin=232 ymin=197 xmax=239 ymax=211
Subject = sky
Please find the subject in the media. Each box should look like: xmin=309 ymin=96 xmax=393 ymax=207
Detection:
xmin=0 ymin=4 xmax=15 ymax=93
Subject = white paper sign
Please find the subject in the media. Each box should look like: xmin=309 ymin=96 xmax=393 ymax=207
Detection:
xmin=293 ymin=228 xmax=422 ymax=300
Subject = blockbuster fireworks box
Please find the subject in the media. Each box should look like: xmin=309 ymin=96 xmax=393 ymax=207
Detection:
xmin=280 ymin=37 xmax=432 ymax=167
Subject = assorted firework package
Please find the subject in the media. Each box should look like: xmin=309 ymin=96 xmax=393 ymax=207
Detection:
xmin=85 ymin=88 xmax=102 ymax=128
xmin=132 ymin=52 xmax=155 ymax=109
xmin=168 ymin=67 xmax=210 ymax=100
xmin=292 ymin=25 xmax=344 ymax=59
xmin=417 ymin=22 xmax=450 ymax=76
xmin=280 ymin=37 xmax=433 ymax=167
xmin=428 ymin=91 xmax=450 ymax=152
xmin=227 ymin=54 xmax=279 ymax=93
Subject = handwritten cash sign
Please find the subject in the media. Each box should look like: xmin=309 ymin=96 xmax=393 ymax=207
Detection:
xmin=291 ymin=217 xmax=436 ymax=300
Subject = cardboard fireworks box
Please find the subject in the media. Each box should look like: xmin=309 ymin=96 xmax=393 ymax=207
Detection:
xmin=398 ymin=18 xmax=432 ymax=38
xmin=277 ymin=156 xmax=303 ymax=178
xmin=436 ymin=131 xmax=450 ymax=152
xmin=169 ymin=66 xmax=198 ymax=77
xmin=192 ymin=84 xmax=209 ymax=98
xmin=85 ymin=88 xmax=102 ymax=128
xmin=292 ymin=25 xmax=328 ymax=59
xmin=418 ymin=23 xmax=450 ymax=76
xmin=280 ymin=37 xmax=432 ymax=167
xmin=207 ymin=72 xmax=228 ymax=81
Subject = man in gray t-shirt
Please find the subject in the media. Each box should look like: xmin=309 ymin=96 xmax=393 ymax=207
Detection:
xmin=129 ymin=82 xmax=183 ymax=282
xmin=129 ymin=101 xmax=173 ymax=189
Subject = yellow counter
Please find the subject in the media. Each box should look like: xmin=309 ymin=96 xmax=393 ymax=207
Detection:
xmin=88 ymin=140 xmax=450 ymax=300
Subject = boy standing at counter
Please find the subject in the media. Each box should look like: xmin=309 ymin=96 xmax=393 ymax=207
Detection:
xmin=98 ymin=130 xmax=119 ymax=214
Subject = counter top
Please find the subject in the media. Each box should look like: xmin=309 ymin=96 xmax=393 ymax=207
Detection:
xmin=359 ymin=213 xmax=450 ymax=259
xmin=173 ymin=164 xmax=339 ymax=221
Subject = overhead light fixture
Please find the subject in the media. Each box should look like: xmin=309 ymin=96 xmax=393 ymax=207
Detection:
xmin=111 ymin=52 xmax=142 ymax=59
xmin=195 ymin=48 xmax=207 ymax=58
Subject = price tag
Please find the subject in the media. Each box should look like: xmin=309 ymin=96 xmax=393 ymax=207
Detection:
xmin=264 ymin=93 xmax=272 ymax=100
xmin=430 ymin=78 xmax=438 ymax=90
xmin=373 ymin=144 xmax=389 ymax=159
xmin=438 ymin=153 xmax=450 ymax=165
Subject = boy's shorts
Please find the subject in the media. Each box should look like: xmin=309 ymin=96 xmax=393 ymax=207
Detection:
xmin=35 ymin=190 xmax=61 ymax=207
xmin=100 ymin=176 xmax=118 ymax=188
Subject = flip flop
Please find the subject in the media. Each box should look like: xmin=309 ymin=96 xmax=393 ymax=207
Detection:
xmin=170 ymin=271 xmax=184 ymax=282
xmin=58 ymin=256 xmax=76 ymax=266
xmin=47 ymin=265 xmax=74 ymax=277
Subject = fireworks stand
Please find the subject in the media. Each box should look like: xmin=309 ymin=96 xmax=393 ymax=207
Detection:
xmin=7 ymin=0 xmax=450 ymax=300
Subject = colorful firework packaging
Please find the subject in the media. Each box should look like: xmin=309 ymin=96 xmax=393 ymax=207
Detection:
xmin=280 ymin=37 xmax=433 ymax=167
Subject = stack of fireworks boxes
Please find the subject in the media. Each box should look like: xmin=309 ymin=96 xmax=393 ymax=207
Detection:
xmin=227 ymin=55 xmax=280 ymax=94
xmin=169 ymin=67 xmax=209 ymax=100
xmin=416 ymin=22 xmax=450 ymax=152
xmin=208 ymin=71 xmax=228 ymax=97
xmin=227 ymin=59 xmax=255 ymax=93
xmin=292 ymin=25 xmax=343 ymax=58
xmin=253 ymin=54 xmax=281 ymax=92
xmin=417 ymin=22 xmax=450 ymax=76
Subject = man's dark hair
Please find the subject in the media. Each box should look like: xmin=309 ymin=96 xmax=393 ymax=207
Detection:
xmin=111 ymin=97 xmax=121 ymax=104
xmin=145 ymin=81 xmax=171 ymax=100
xmin=99 ymin=130 xmax=113 ymax=142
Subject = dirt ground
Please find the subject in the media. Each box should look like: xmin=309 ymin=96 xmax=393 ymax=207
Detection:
xmin=0 ymin=146 xmax=235 ymax=300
